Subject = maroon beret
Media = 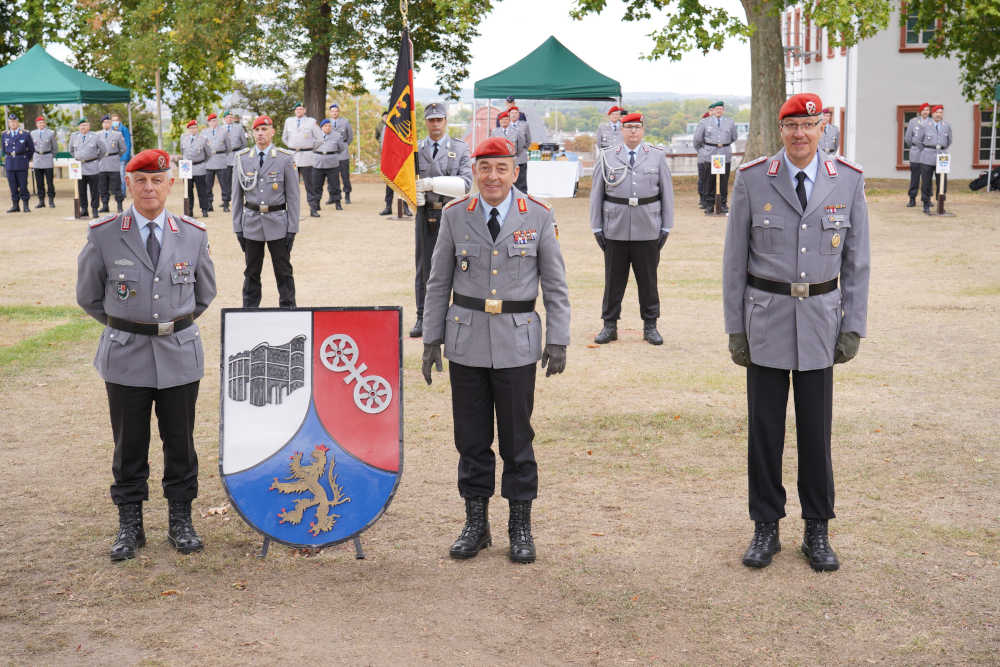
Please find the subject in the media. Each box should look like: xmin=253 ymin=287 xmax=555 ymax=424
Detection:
xmin=253 ymin=115 xmax=273 ymax=129
xmin=185 ymin=119 xmax=198 ymax=128
xmin=126 ymin=149 xmax=171 ymax=173
xmin=206 ymin=113 xmax=217 ymax=121
xmin=472 ymin=136 xmax=516 ymax=159
xmin=779 ymin=93 xmax=823 ymax=120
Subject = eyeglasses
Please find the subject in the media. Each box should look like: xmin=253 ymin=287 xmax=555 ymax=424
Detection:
xmin=779 ymin=119 xmax=822 ymax=132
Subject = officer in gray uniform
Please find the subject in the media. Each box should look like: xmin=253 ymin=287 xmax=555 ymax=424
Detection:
xmin=326 ymin=103 xmax=354 ymax=203
xmin=596 ymin=105 xmax=624 ymax=150
xmin=282 ymin=102 xmax=322 ymax=212
xmin=76 ymin=148 xmax=217 ymax=562
xmin=914 ymin=104 xmax=952 ymax=214
xmin=693 ymin=101 xmax=738 ymax=212
xmin=3 ymin=113 xmax=34 ymax=213
xmin=30 ymin=115 xmax=57 ymax=208
xmin=904 ymin=103 xmax=931 ymax=207
xmin=409 ymin=102 xmax=473 ymax=338
xmin=422 ymin=135 xmax=570 ymax=564
xmin=232 ymin=115 xmax=300 ymax=308
xmin=222 ymin=111 xmax=248 ymax=212
xmin=201 ymin=113 xmax=232 ymax=214
xmin=723 ymin=93 xmax=870 ymax=573
xmin=490 ymin=110 xmax=518 ymax=148
xmin=590 ymin=112 xmax=674 ymax=346
xmin=818 ymin=107 xmax=839 ymax=159
xmin=69 ymin=118 xmax=106 ymax=218
xmin=180 ymin=120 xmax=212 ymax=216
xmin=311 ymin=118 xmax=345 ymax=214
xmin=509 ymin=106 xmax=531 ymax=192
xmin=97 ymin=114 xmax=128 ymax=213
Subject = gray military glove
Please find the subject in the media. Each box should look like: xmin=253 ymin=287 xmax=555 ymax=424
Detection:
xmin=286 ymin=233 xmax=295 ymax=252
xmin=834 ymin=331 xmax=861 ymax=364
xmin=594 ymin=231 xmax=606 ymax=251
xmin=728 ymin=333 xmax=750 ymax=367
xmin=540 ymin=344 xmax=566 ymax=377
xmin=422 ymin=343 xmax=443 ymax=385
xmin=236 ymin=232 xmax=246 ymax=252
xmin=658 ymin=231 xmax=669 ymax=250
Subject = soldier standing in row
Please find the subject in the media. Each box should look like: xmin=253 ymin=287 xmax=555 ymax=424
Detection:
xmin=904 ymin=102 xmax=930 ymax=208
xmin=327 ymin=103 xmax=354 ymax=204
xmin=76 ymin=148 xmax=217 ymax=561
xmin=596 ymin=105 xmax=624 ymax=151
xmin=723 ymin=93 xmax=870 ymax=573
xmin=311 ymin=118 xmax=345 ymax=214
xmin=30 ymin=115 xmax=57 ymax=209
xmin=2 ymin=113 xmax=34 ymax=214
xmin=222 ymin=111 xmax=248 ymax=212
xmin=97 ymin=114 xmax=127 ymax=213
xmin=282 ymin=102 xmax=322 ymax=212
xmin=180 ymin=120 xmax=212 ymax=217
xmin=914 ymin=104 xmax=951 ymax=214
xmin=590 ymin=112 xmax=674 ymax=346
xmin=819 ymin=107 xmax=839 ymax=159
xmin=202 ymin=113 xmax=232 ymax=214
xmin=693 ymin=101 xmax=737 ymax=212
xmin=111 ymin=112 xmax=131 ymax=193
xmin=232 ymin=115 xmax=299 ymax=308
xmin=421 ymin=136 xmax=570 ymax=564
xmin=491 ymin=110 xmax=516 ymax=146
xmin=409 ymin=102 xmax=472 ymax=338
xmin=69 ymin=118 xmax=104 ymax=219
xmin=510 ymin=106 xmax=531 ymax=193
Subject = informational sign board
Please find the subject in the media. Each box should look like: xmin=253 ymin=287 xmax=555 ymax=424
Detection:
xmin=68 ymin=160 xmax=82 ymax=180
xmin=178 ymin=159 xmax=193 ymax=180
xmin=936 ymin=153 xmax=951 ymax=174
xmin=711 ymin=154 xmax=726 ymax=175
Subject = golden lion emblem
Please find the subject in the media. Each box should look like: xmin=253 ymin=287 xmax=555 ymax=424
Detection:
xmin=269 ymin=444 xmax=351 ymax=535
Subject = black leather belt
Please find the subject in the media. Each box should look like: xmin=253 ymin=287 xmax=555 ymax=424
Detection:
xmin=107 ymin=314 xmax=194 ymax=336
xmin=37 ymin=151 xmax=51 ymax=155
xmin=709 ymin=143 xmax=732 ymax=147
xmin=315 ymin=151 xmax=336 ymax=154
xmin=107 ymin=152 xmax=119 ymax=156
xmin=604 ymin=194 xmax=659 ymax=207
xmin=296 ymin=148 xmax=312 ymax=152
xmin=245 ymin=201 xmax=285 ymax=213
xmin=191 ymin=159 xmax=205 ymax=165
xmin=215 ymin=149 xmax=228 ymax=154
xmin=453 ymin=292 xmax=535 ymax=315
xmin=748 ymin=274 xmax=838 ymax=297
xmin=82 ymin=157 xmax=99 ymax=163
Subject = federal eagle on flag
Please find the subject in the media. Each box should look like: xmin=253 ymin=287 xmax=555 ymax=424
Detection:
xmin=380 ymin=29 xmax=417 ymax=207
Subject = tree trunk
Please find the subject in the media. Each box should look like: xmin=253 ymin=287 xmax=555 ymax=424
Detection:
xmin=741 ymin=0 xmax=786 ymax=159
xmin=303 ymin=0 xmax=332 ymax=121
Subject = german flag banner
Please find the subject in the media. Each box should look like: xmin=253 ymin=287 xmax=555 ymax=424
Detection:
xmin=381 ymin=29 xmax=417 ymax=207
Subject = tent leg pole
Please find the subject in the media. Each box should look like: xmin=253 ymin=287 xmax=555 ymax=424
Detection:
xmin=128 ymin=100 xmax=134 ymax=154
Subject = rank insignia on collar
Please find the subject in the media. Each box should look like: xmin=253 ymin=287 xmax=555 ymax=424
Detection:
xmin=767 ymin=159 xmax=780 ymax=176
xmin=466 ymin=197 xmax=478 ymax=212
xmin=824 ymin=160 xmax=838 ymax=177
xmin=116 ymin=281 xmax=129 ymax=300
xmin=120 ymin=214 xmax=132 ymax=231
xmin=167 ymin=216 xmax=179 ymax=232
xmin=764 ymin=202 xmax=772 ymax=212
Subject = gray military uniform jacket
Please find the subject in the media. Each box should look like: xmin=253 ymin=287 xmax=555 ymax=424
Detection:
xmin=511 ymin=120 xmax=531 ymax=164
xmin=282 ymin=116 xmax=321 ymax=167
xmin=723 ymin=150 xmax=871 ymax=371
xmin=201 ymin=127 xmax=232 ymax=170
xmin=30 ymin=128 xmax=57 ymax=169
xmin=181 ymin=133 xmax=212 ymax=176
xmin=596 ymin=121 xmax=623 ymax=151
xmin=231 ymin=146 xmax=300 ymax=241
xmin=819 ymin=123 xmax=839 ymax=157
xmin=97 ymin=130 xmax=127 ymax=172
xmin=311 ymin=131 xmax=345 ymax=169
xmin=693 ymin=115 xmax=738 ymax=163
xmin=590 ymin=142 xmax=674 ymax=242
xmin=69 ymin=132 xmax=105 ymax=176
xmin=328 ymin=118 xmax=353 ymax=163
xmin=225 ymin=123 xmax=248 ymax=166
xmin=417 ymin=136 xmax=473 ymax=208
xmin=914 ymin=120 xmax=952 ymax=167
xmin=904 ymin=116 xmax=927 ymax=164
xmin=76 ymin=207 xmax=217 ymax=389
xmin=423 ymin=189 xmax=571 ymax=369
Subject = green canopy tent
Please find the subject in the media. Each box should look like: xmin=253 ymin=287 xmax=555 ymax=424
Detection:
xmin=0 ymin=44 xmax=131 ymax=105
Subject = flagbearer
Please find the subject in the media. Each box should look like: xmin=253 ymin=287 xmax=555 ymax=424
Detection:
xmin=421 ymin=136 xmax=571 ymax=564
xmin=76 ymin=148 xmax=217 ymax=561
xmin=30 ymin=115 xmax=57 ymax=208
xmin=409 ymin=102 xmax=472 ymax=338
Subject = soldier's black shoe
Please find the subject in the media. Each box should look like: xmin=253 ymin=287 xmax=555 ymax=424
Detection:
xmin=35 ymin=199 xmax=46 ymax=209
xmin=98 ymin=205 xmax=110 ymax=213
xmin=201 ymin=210 xmax=210 ymax=218
xmin=450 ymin=497 xmax=491 ymax=559
xmin=801 ymin=519 xmax=839 ymax=571
xmin=594 ymin=322 xmax=617 ymax=344
xmin=402 ymin=205 xmax=413 ymax=217
xmin=48 ymin=197 xmax=55 ymax=208
xmin=91 ymin=208 xmax=100 ymax=219
xmin=310 ymin=209 xmax=321 ymax=217
xmin=326 ymin=198 xmax=336 ymax=205
xmin=116 ymin=201 xmax=123 ymax=213
xmin=335 ymin=202 xmax=343 ymax=211
xmin=906 ymin=198 xmax=916 ymax=207
xmin=6 ymin=204 xmax=19 ymax=213
xmin=508 ymin=499 xmax=536 ymax=564
xmin=110 ymin=502 xmax=145 ymax=562
xmin=378 ymin=207 xmax=392 ymax=215
xmin=923 ymin=205 xmax=932 ymax=215
xmin=22 ymin=204 xmax=30 ymax=213
xmin=643 ymin=321 xmax=663 ymax=345
xmin=409 ymin=317 xmax=423 ymax=338
xmin=167 ymin=500 xmax=204 ymax=554
xmin=742 ymin=520 xmax=780 ymax=568
xmin=222 ymin=203 xmax=230 ymax=212
xmin=345 ymin=193 xmax=351 ymax=204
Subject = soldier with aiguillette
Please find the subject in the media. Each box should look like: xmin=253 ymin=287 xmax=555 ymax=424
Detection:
xmin=68 ymin=118 xmax=105 ymax=219
xmin=30 ymin=115 xmax=57 ymax=209
xmin=693 ymin=101 xmax=737 ymax=212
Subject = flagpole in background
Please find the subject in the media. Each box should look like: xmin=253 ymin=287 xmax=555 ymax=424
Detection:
xmin=379 ymin=1 xmax=418 ymax=208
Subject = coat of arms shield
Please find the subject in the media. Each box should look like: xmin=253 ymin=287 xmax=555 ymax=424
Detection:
xmin=219 ymin=307 xmax=402 ymax=548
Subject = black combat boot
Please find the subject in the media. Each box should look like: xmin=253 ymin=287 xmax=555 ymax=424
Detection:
xmin=110 ymin=502 xmax=146 ymax=562
xmin=594 ymin=321 xmax=617 ymax=344
xmin=742 ymin=520 xmax=780 ymax=568
xmin=643 ymin=320 xmax=663 ymax=345
xmin=310 ymin=208 xmax=320 ymax=217
xmin=449 ymin=497 xmax=491 ymax=559
xmin=923 ymin=203 xmax=932 ymax=215
xmin=906 ymin=197 xmax=916 ymax=207
xmin=335 ymin=202 xmax=343 ymax=211
xmin=222 ymin=202 xmax=230 ymax=212
xmin=48 ymin=196 xmax=55 ymax=208
xmin=91 ymin=207 xmax=100 ymax=219
xmin=22 ymin=200 xmax=30 ymax=213
xmin=116 ymin=199 xmax=123 ymax=213
xmin=99 ymin=202 xmax=110 ymax=213
xmin=327 ymin=197 xmax=337 ymax=205
xmin=167 ymin=499 xmax=204 ymax=554
xmin=801 ymin=519 xmax=839 ymax=571
xmin=36 ymin=198 xmax=45 ymax=209
xmin=508 ymin=500 xmax=536 ymax=564
xmin=6 ymin=201 xmax=20 ymax=213
xmin=344 ymin=193 xmax=351 ymax=204
xmin=409 ymin=317 xmax=423 ymax=338
xmin=402 ymin=204 xmax=413 ymax=217
xmin=378 ymin=206 xmax=392 ymax=215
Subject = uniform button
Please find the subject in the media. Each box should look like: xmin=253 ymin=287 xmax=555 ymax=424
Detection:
xmin=153 ymin=294 xmax=160 ymax=300
xmin=152 ymin=313 xmax=159 ymax=319
xmin=749 ymin=296 xmax=754 ymax=301
xmin=801 ymin=224 xmax=807 ymax=230
xmin=763 ymin=220 xmax=769 ymax=225
xmin=798 ymin=297 xmax=804 ymax=301
xmin=493 ymin=250 xmax=499 ymax=256
xmin=801 ymin=247 xmax=806 ymax=253
xmin=520 ymin=250 xmax=526 ymax=256
xmin=492 ymin=269 xmax=498 ymax=275
xmin=154 ymin=276 xmax=160 ymax=282
xmin=491 ymin=289 xmax=497 ymax=295
xmin=462 ymin=249 xmax=467 ymax=255
xmin=800 ymin=272 xmax=806 ymax=278
xmin=835 ymin=221 xmax=840 ymax=227
xmin=109 ymin=334 xmax=115 ymax=339
xmin=454 ymin=316 xmax=459 ymax=321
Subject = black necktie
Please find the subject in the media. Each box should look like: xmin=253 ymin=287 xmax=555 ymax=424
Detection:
xmin=259 ymin=151 xmax=265 ymax=167
xmin=629 ymin=151 xmax=635 ymax=168
xmin=488 ymin=208 xmax=500 ymax=241
xmin=795 ymin=172 xmax=808 ymax=211
xmin=146 ymin=222 xmax=160 ymax=266
xmin=432 ymin=142 xmax=439 ymax=158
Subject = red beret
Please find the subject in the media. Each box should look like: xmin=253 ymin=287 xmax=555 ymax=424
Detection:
xmin=206 ymin=113 xmax=217 ymax=121
xmin=607 ymin=105 xmax=621 ymax=114
xmin=822 ymin=107 xmax=833 ymax=114
xmin=508 ymin=106 xmax=519 ymax=111
xmin=253 ymin=115 xmax=273 ymax=129
xmin=779 ymin=93 xmax=823 ymax=120
xmin=919 ymin=102 xmax=930 ymax=112
xmin=126 ymin=149 xmax=171 ymax=173
xmin=702 ymin=112 xmax=710 ymax=118
xmin=472 ymin=136 xmax=516 ymax=159
xmin=497 ymin=110 xmax=509 ymax=120
xmin=931 ymin=105 xmax=943 ymax=113
xmin=621 ymin=113 xmax=643 ymax=124
xmin=186 ymin=119 xmax=198 ymax=128
xmin=35 ymin=115 xmax=45 ymax=122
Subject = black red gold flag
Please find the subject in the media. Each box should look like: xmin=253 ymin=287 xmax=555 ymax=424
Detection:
xmin=380 ymin=29 xmax=417 ymax=207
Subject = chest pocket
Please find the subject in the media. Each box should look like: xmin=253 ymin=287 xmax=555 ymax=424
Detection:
xmin=507 ymin=243 xmax=537 ymax=280
xmin=107 ymin=267 xmax=139 ymax=308
xmin=751 ymin=214 xmax=784 ymax=254
xmin=820 ymin=216 xmax=851 ymax=255
xmin=171 ymin=266 xmax=197 ymax=307
xmin=455 ymin=243 xmax=481 ymax=278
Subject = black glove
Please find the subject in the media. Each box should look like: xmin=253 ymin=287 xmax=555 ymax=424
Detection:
xmin=422 ymin=343 xmax=443 ymax=385
xmin=834 ymin=331 xmax=860 ymax=364
xmin=728 ymin=333 xmax=750 ymax=367
xmin=286 ymin=233 xmax=295 ymax=252
xmin=236 ymin=232 xmax=246 ymax=252
xmin=594 ymin=231 xmax=607 ymax=251
xmin=540 ymin=344 xmax=566 ymax=377
xmin=658 ymin=231 xmax=669 ymax=250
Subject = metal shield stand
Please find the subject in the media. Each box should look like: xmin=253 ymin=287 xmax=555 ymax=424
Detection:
xmin=932 ymin=173 xmax=955 ymax=217
xmin=257 ymin=535 xmax=365 ymax=559
xmin=183 ymin=178 xmax=193 ymax=217
xmin=706 ymin=172 xmax=726 ymax=216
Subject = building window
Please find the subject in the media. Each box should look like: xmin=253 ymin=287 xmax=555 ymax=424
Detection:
xmin=815 ymin=26 xmax=823 ymax=61
xmin=899 ymin=3 xmax=939 ymax=52
xmin=794 ymin=8 xmax=801 ymax=65
xmin=896 ymin=105 xmax=922 ymax=170
xmin=805 ymin=15 xmax=812 ymax=63
xmin=973 ymin=104 xmax=1000 ymax=169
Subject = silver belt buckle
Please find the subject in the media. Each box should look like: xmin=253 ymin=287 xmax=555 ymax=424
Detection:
xmin=484 ymin=298 xmax=503 ymax=315
xmin=628 ymin=197 xmax=638 ymax=207
xmin=790 ymin=282 xmax=809 ymax=298
xmin=157 ymin=321 xmax=175 ymax=336
xmin=260 ymin=203 xmax=269 ymax=213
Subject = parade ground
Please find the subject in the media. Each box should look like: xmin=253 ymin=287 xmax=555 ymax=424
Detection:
xmin=1 ymin=175 xmax=997 ymax=664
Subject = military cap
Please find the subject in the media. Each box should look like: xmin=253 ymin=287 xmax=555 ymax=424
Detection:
xmin=35 ymin=115 xmax=45 ymax=122
xmin=252 ymin=115 xmax=273 ymax=129
xmin=607 ymin=105 xmax=621 ymax=114
xmin=621 ymin=112 xmax=643 ymax=124
xmin=77 ymin=118 xmax=88 ymax=125
xmin=931 ymin=104 xmax=943 ymax=113
xmin=329 ymin=103 xmax=339 ymax=109
xmin=497 ymin=110 xmax=509 ymax=120
xmin=101 ymin=113 xmax=111 ymax=121
xmin=708 ymin=101 xmax=724 ymax=109
xmin=7 ymin=112 xmax=18 ymax=120
xmin=319 ymin=118 xmax=330 ymax=127
xmin=126 ymin=149 xmax=171 ymax=173
xmin=186 ymin=119 xmax=198 ymax=128
xmin=702 ymin=112 xmax=710 ymax=118
xmin=424 ymin=102 xmax=447 ymax=120
xmin=206 ymin=113 xmax=218 ymax=121
xmin=472 ymin=136 xmax=516 ymax=159
xmin=919 ymin=102 xmax=930 ymax=112
xmin=223 ymin=109 xmax=232 ymax=116
xmin=293 ymin=101 xmax=304 ymax=109
xmin=505 ymin=96 xmax=515 ymax=103
xmin=778 ymin=93 xmax=822 ymax=119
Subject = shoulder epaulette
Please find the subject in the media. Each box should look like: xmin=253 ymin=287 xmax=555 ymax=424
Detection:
xmin=90 ymin=213 xmax=119 ymax=228
xmin=276 ymin=147 xmax=294 ymax=155
xmin=525 ymin=194 xmax=551 ymax=211
xmin=738 ymin=155 xmax=768 ymax=171
xmin=836 ymin=155 xmax=863 ymax=173
xmin=236 ymin=146 xmax=251 ymax=155
xmin=180 ymin=214 xmax=206 ymax=230
xmin=444 ymin=194 xmax=471 ymax=210
xmin=451 ymin=136 xmax=467 ymax=145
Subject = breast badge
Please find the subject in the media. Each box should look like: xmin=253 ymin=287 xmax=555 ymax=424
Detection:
xmin=764 ymin=202 xmax=772 ymax=212
xmin=831 ymin=233 xmax=841 ymax=249
xmin=460 ymin=257 xmax=470 ymax=272
xmin=272 ymin=183 xmax=279 ymax=191
xmin=116 ymin=281 xmax=130 ymax=300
